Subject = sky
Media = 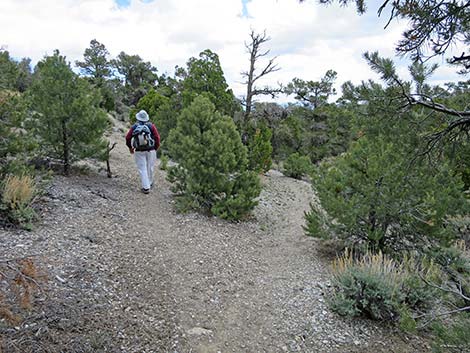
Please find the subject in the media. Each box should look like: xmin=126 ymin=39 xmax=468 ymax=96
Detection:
xmin=0 ymin=0 xmax=462 ymax=103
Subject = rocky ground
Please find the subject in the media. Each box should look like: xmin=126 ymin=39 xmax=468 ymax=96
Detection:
xmin=0 ymin=122 xmax=431 ymax=352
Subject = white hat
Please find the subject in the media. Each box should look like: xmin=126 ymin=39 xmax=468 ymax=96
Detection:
xmin=136 ymin=110 xmax=149 ymax=122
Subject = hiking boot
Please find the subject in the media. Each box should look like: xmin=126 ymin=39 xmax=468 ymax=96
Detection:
xmin=141 ymin=188 xmax=150 ymax=194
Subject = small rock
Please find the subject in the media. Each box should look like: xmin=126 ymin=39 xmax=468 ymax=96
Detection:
xmin=55 ymin=275 xmax=67 ymax=283
xmin=187 ymin=327 xmax=213 ymax=336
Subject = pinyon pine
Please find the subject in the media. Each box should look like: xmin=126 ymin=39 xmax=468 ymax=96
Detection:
xmin=29 ymin=50 xmax=108 ymax=175
xmin=167 ymin=96 xmax=260 ymax=220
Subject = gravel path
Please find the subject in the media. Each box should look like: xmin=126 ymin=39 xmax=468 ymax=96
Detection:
xmin=0 ymin=123 xmax=430 ymax=352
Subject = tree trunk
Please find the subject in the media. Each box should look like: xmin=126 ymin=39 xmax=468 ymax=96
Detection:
xmin=244 ymin=52 xmax=255 ymax=126
xmin=106 ymin=159 xmax=112 ymax=178
xmin=241 ymin=30 xmax=280 ymax=146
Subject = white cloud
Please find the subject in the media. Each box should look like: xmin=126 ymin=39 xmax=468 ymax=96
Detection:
xmin=0 ymin=0 xmax=462 ymax=103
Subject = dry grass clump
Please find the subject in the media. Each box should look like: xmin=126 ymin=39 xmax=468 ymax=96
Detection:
xmin=333 ymin=249 xmax=404 ymax=283
xmin=2 ymin=174 xmax=35 ymax=210
xmin=1 ymin=174 xmax=37 ymax=228
xmin=333 ymin=249 xmax=438 ymax=281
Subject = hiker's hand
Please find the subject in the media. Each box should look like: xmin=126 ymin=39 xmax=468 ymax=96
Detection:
xmin=129 ymin=148 xmax=134 ymax=154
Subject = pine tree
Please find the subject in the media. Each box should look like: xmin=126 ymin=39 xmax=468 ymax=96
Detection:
xmin=285 ymin=70 xmax=337 ymax=109
xmin=306 ymin=132 xmax=468 ymax=251
xmin=76 ymin=39 xmax=115 ymax=111
xmin=111 ymin=51 xmax=158 ymax=106
xmin=75 ymin=39 xmax=111 ymax=85
xmin=29 ymin=50 xmax=108 ymax=175
xmin=167 ymin=96 xmax=260 ymax=220
xmin=0 ymin=91 xmax=34 ymax=174
xmin=0 ymin=51 xmax=36 ymax=173
xmin=0 ymin=50 xmax=33 ymax=93
xmin=181 ymin=50 xmax=239 ymax=116
xmin=0 ymin=50 xmax=19 ymax=90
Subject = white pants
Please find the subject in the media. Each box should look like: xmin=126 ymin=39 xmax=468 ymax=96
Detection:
xmin=134 ymin=150 xmax=156 ymax=190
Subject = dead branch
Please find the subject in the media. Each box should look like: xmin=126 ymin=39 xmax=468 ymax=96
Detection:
xmin=108 ymin=142 xmax=117 ymax=152
xmin=242 ymin=30 xmax=281 ymax=124
xmin=252 ymin=57 xmax=280 ymax=85
xmin=106 ymin=142 xmax=117 ymax=178
xmin=5 ymin=262 xmax=43 ymax=292
xmin=417 ymin=305 xmax=470 ymax=328
xmin=414 ymin=273 xmax=470 ymax=327
xmin=419 ymin=273 xmax=470 ymax=302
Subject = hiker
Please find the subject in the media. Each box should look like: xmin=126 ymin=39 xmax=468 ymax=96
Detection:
xmin=125 ymin=110 xmax=161 ymax=194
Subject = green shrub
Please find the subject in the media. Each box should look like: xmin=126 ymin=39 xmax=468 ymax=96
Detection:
xmin=132 ymin=89 xmax=177 ymax=145
xmin=99 ymin=84 xmax=116 ymax=112
xmin=429 ymin=244 xmax=470 ymax=311
xmin=400 ymin=255 xmax=440 ymax=311
xmin=431 ymin=245 xmax=470 ymax=274
xmin=270 ymin=105 xmax=352 ymax=163
xmin=246 ymin=123 xmax=273 ymax=173
xmin=283 ymin=152 xmax=312 ymax=179
xmin=330 ymin=250 xmax=437 ymax=323
xmin=448 ymin=216 xmax=470 ymax=247
xmin=331 ymin=250 xmax=403 ymax=320
xmin=160 ymin=153 xmax=169 ymax=171
xmin=273 ymin=115 xmax=304 ymax=161
xmin=303 ymin=202 xmax=332 ymax=240
xmin=432 ymin=313 xmax=470 ymax=353
xmin=398 ymin=307 xmax=418 ymax=333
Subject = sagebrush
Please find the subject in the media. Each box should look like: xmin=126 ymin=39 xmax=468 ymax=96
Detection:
xmin=330 ymin=250 xmax=438 ymax=326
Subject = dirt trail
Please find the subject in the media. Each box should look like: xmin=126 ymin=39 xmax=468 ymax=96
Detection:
xmin=0 ymin=124 xmax=430 ymax=353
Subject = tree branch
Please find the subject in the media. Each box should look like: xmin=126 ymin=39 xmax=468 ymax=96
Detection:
xmin=417 ymin=305 xmax=470 ymax=328
xmin=252 ymin=58 xmax=280 ymax=85
xmin=450 ymin=52 xmax=470 ymax=68
xmin=419 ymin=273 xmax=470 ymax=302
xmin=252 ymin=87 xmax=283 ymax=98
xmin=108 ymin=142 xmax=117 ymax=152
xmin=409 ymin=95 xmax=470 ymax=118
